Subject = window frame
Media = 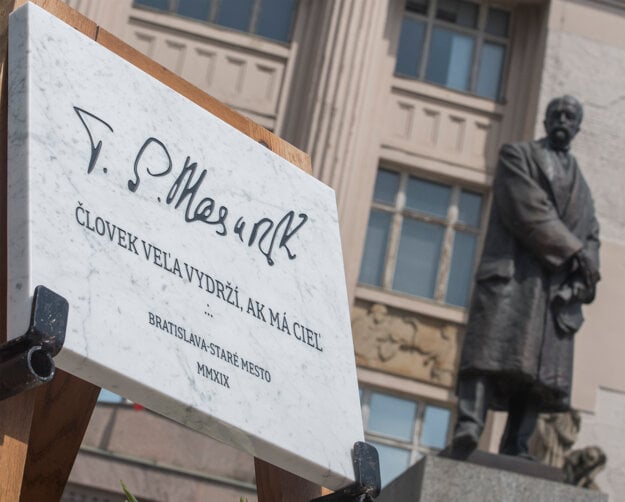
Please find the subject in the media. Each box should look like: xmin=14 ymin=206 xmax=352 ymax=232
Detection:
xmin=132 ymin=0 xmax=299 ymax=43
xmin=397 ymin=0 xmax=512 ymax=101
xmin=359 ymin=387 xmax=453 ymax=484
xmin=360 ymin=166 xmax=485 ymax=308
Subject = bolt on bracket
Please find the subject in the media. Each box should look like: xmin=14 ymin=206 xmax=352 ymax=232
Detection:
xmin=0 ymin=285 xmax=69 ymax=401
xmin=312 ymin=442 xmax=381 ymax=502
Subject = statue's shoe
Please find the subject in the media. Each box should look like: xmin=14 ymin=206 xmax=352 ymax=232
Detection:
xmin=440 ymin=431 xmax=479 ymax=461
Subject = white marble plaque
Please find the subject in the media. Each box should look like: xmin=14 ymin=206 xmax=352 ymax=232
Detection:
xmin=8 ymin=3 xmax=363 ymax=489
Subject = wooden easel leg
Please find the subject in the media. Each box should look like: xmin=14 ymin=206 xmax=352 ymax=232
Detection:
xmin=0 ymin=387 xmax=37 ymax=501
xmin=19 ymin=370 xmax=100 ymax=501
xmin=0 ymin=2 xmax=33 ymax=499
xmin=0 ymin=371 xmax=100 ymax=502
xmin=255 ymin=458 xmax=332 ymax=502
xmin=0 ymin=2 xmax=100 ymax=500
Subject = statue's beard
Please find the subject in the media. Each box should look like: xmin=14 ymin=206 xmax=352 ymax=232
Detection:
xmin=549 ymin=128 xmax=572 ymax=150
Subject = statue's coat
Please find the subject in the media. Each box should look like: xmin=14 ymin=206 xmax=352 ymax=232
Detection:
xmin=459 ymin=139 xmax=600 ymax=411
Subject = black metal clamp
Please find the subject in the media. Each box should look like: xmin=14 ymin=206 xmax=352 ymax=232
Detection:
xmin=0 ymin=285 xmax=69 ymax=401
xmin=312 ymin=441 xmax=381 ymax=502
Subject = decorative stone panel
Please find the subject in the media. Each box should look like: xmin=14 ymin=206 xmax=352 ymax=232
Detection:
xmin=351 ymin=301 xmax=461 ymax=387
xmin=126 ymin=21 xmax=287 ymax=129
xmin=384 ymin=83 xmax=502 ymax=175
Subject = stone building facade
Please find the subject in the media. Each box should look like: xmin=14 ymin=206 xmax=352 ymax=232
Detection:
xmin=57 ymin=0 xmax=625 ymax=500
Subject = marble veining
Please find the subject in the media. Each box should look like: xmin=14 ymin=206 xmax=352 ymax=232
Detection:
xmin=7 ymin=3 xmax=363 ymax=489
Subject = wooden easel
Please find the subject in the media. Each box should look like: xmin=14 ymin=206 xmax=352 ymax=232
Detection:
xmin=0 ymin=1 xmax=328 ymax=500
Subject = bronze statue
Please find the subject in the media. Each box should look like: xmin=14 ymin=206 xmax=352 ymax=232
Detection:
xmin=450 ymin=96 xmax=600 ymax=459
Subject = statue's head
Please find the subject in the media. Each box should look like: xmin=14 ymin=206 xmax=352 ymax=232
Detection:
xmin=370 ymin=304 xmax=388 ymax=323
xmin=543 ymin=95 xmax=583 ymax=151
xmin=543 ymin=95 xmax=584 ymax=150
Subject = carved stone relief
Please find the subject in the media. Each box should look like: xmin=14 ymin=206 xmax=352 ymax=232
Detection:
xmin=529 ymin=410 xmax=607 ymax=491
xmin=564 ymin=446 xmax=607 ymax=490
xmin=529 ymin=410 xmax=581 ymax=468
xmin=351 ymin=302 xmax=460 ymax=387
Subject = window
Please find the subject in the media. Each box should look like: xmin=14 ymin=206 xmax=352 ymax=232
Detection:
xmin=360 ymin=388 xmax=451 ymax=486
xmin=359 ymin=167 xmax=484 ymax=307
xmin=396 ymin=0 xmax=510 ymax=100
xmin=133 ymin=0 xmax=298 ymax=43
xmin=97 ymin=389 xmax=124 ymax=403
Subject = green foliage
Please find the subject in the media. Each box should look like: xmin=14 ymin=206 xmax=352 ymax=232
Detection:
xmin=121 ymin=481 xmax=139 ymax=502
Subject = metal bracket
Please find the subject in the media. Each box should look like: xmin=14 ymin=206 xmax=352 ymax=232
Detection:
xmin=0 ymin=285 xmax=69 ymax=401
xmin=311 ymin=442 xmax=381 ymax=502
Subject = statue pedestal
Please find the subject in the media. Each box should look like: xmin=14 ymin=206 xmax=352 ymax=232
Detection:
xmin=376 ymin=454 xmax=607 ymax=502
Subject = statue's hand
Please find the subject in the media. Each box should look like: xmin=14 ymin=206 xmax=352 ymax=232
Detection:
xmin=572 ymin=280 xmax=594 ymax=304
xmin=573 ymin=249 xmax=600 ymax=289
